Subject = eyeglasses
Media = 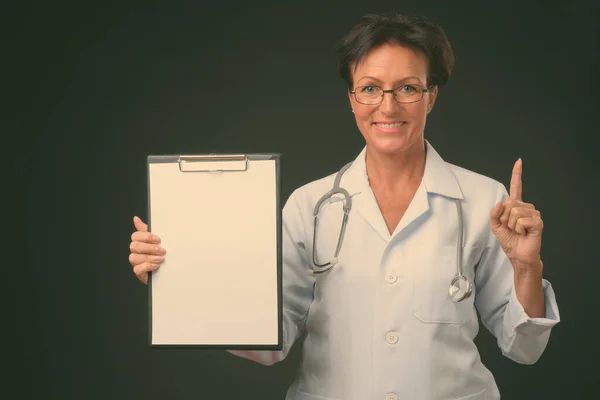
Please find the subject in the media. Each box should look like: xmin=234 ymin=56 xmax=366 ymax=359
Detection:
xmin=350 ymin=83 xmax=430 ymax=105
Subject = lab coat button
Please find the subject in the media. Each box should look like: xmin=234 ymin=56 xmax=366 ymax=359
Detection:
xmin=386 ymin=274 xmax=398 ymax=283
xmin=385 ymin=332 xmax=399 ymax=344
xmin=385 ymin=393 xmax=399 ymax=400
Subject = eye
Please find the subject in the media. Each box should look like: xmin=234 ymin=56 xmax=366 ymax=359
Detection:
xmin=397 ymin=84 xmax=418 ymax=95
xmin=359 ymin=85 xmax=380 ymax=95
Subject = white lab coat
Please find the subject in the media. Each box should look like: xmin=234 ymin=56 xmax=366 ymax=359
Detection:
xmin=229 ymin=140 xmax=560 ymax=400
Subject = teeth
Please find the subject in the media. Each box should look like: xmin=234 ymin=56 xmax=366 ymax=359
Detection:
xmin=376 ymin=122 xmax=405 ymax=128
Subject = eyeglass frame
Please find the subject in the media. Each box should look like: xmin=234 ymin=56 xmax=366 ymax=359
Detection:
xmin=350 ymin=83 xmax=433 ymax=105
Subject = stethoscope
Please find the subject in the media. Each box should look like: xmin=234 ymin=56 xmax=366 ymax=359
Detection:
xmin=310 ymin=161 xmax=473 ymax=303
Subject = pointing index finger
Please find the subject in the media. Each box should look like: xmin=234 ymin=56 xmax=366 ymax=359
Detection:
xmin=510 ymin=158 xmax=523 ymax=201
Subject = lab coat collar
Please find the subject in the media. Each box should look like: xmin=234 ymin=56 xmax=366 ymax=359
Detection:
xmin=339 ymin=139 xmax=463 ymax=240
xmin=421 ymin=140 xmax=464 ymax=200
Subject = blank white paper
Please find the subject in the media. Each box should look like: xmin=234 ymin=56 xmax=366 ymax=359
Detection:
xmin=148 ymin=158 xmax=279 ymax=346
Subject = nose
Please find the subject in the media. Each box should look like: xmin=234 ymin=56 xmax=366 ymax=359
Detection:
xmin=379 ymin=91 xmax=399 ymax=115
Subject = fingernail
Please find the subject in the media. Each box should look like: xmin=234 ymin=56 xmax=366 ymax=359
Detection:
xmin=152 ymin=256 xmax=164 ymax=263
xmin=156 ymin=246 xmax=165 ymax=254
xmin=153 ymin=234 xmax=161 ymax=243
xmin=151 ymin=263 xmax=160 ymax=269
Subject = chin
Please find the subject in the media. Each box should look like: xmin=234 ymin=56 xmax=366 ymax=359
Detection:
xmin=367 ymin=136 xmax=413 ymax=156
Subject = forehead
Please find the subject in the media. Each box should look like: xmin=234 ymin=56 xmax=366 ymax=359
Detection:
xmin=352 ymin=43 xmax=428 ymax=84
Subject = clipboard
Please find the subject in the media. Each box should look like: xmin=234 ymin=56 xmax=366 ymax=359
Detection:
xmin=146 ymin=153 xmax=282 ymax=350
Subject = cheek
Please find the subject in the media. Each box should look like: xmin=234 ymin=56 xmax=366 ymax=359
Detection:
xmin=405 ymin=106 xmax=429 ymax=131
xmin=354 ymin=104 xmax=426 ymax=122
xmin=354 ymin=106 xmax=374 ymax=122
xmin=406 ymin=103 xmax=427 ymax=119
xmin=355 ymin=111 xmax=375 ymax=134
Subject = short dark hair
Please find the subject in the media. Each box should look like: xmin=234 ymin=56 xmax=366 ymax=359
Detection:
xmin=335 ymin=13 xmax=455 ymax=89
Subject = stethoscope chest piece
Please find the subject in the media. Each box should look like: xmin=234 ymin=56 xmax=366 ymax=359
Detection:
xmin=449 ymin=274 xmax=472 ymax=302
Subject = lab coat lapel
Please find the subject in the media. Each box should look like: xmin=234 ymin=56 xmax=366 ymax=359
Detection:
xmin=391 ymin=179 xmax=429 ymax=238
xmin=338 ymin=141 xmax=464 ymax=242
xmin=339 ymin=147 xmax=392 ymax=242
xmin=392 ymin=141 xmax=464 ymax=237
xmin=420 ymin=140 xmax=464 ymax=200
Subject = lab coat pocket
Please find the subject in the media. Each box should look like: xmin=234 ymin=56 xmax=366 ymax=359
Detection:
xmin=411 ymin=245 xmax=471 ymax=324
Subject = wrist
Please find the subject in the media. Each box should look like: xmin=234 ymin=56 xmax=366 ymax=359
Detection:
xmin=512 ymin=261 xmax=545 ymax=318
xmin=512 ymin=258 xmax=543 ymax=277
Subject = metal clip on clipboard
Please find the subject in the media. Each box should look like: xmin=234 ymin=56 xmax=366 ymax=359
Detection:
xmin=177 ymin=154 xmax=248 ymax=172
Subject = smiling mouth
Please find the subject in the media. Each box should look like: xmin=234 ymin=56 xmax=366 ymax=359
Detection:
xmin=374 ymin=122 xmax=406 ymax=128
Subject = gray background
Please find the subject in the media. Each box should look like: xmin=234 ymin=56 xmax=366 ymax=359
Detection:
xmin=8 ymin=0 xmax=599 ymax=398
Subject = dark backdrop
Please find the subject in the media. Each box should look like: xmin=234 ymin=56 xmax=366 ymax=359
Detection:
xmin=7 ymin=0 xmax=599 ymax=399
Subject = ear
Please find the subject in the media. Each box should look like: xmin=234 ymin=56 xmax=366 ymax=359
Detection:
xmin=347 ymin=89 xmax=354 ymax=112
xmin=427 ymin=85 xmax=439 ymax=111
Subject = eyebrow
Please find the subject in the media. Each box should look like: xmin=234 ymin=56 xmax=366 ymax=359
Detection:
xmin=355 ymin=75 xmax=424 ymax=85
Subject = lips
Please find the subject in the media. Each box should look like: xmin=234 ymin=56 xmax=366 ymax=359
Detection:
xmin=374 ymin=122 xmax=406 ymax=128
xmin=372 ymin=121 xmax=407 ymax=133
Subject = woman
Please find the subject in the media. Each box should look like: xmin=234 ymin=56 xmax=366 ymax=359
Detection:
xmin=128 ymin=13 xmax=559 ymax=400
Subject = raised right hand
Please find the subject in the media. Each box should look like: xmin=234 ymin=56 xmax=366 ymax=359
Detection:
xmin=129 ymin=216 xmax=166 ymax=285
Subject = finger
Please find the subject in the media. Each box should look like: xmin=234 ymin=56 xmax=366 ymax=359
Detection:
xmin=133 ymin=216 xmax=148 ymax=232
xmin=131 ymin=230 xmax=161 ymax=244
xmin=129 ymin=241 xmax=167 ymax=256
xmin=500 ymin=199 xmax=534 ymax=225
xmin=508 ymin=207 xmax=540 ymax=232
xmin=135 ymin=271 xmax=148 ymax=285
xmin=514 ymin=216 xmax=544 ymax=236
xmin=128 ymin=252 xmax=165 ymax=267
xmin=133 ymin=261 xmax=161 ymax=275
xmin=503 ymin=198 xmax=535 ymax=209
xmin=133 ymin=262 xmax=161 ymax=285
xmin=489 ymin=202 xmax=504 ymax=230
xmin=509 ymin=158 xmax=523 ymax=201
xmin=499 ymin=200 xmax=513 ymax=226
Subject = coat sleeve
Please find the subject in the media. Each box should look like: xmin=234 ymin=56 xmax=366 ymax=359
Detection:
xmin=473 ymin=182 xmax=561 ymax=365
xmin=227 ymin=188 xmax=315 ymax=365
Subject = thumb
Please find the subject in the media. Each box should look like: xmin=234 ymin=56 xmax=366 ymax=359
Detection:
xmin=133 ymin=216 xmax=148 ymax=232
xmin=489 ymin=202 xmax=503 ymax=231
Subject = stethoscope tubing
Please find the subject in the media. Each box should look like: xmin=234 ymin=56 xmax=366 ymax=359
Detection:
xmin=310 ymin=161 xmax=472 ymax=302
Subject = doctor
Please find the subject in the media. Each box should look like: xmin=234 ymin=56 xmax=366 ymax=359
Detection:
xmin=128 ymin=12 xmax=560 ymax=400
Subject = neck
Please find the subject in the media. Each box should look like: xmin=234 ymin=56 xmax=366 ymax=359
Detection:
xmin=365 ymin=141 xmax=426 ymax=192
